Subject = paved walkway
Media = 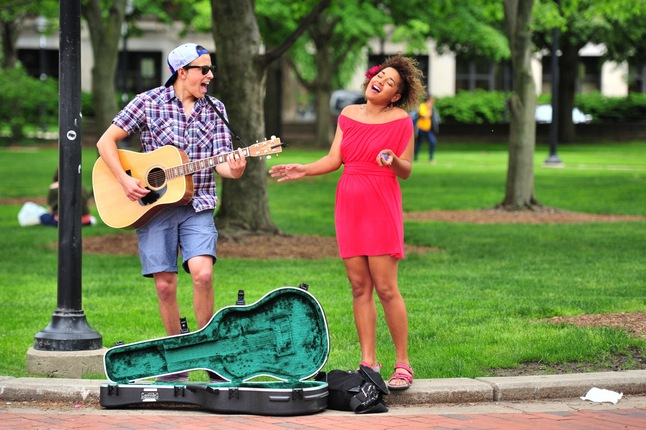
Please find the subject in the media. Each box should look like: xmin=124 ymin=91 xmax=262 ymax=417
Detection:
xmin=2 ymin=372 xmax=646 ymax=429
xmin=2 ymin=397 xmax=646 ymax=429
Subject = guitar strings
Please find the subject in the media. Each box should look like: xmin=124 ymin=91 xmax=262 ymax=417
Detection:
xmin=143 ymin=140 xmax=282 ymax=186
xmin=144 ymin=150 xmax=244 ymax=185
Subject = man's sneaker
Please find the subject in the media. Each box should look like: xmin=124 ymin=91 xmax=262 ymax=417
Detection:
xmin=155 ymin=371 xmax=189 ymax=383
xmin=206 ymin=370 xmax=227 ymax=383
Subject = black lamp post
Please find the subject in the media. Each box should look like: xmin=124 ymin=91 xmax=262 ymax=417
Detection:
xmin=36 ymin=15 xmax=48 ymax=133
xmin=120 ymin=0 xmax=134 ymax=105
xmin=545 ymin=20 xmax=564 ymax=166
xmin=33 ymin=0 xmax=102 ymax=352
xmin=118 ymin=0 xmax=134 ymax=148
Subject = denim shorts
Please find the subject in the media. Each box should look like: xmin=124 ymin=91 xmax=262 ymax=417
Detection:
xmin=136 ymin=205 xmax=217 ymax=277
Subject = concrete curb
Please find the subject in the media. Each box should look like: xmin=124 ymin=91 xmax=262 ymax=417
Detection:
xmin=2 ymin=370 xmax=646 ymax=407
xmin=0 ymin=377 xmax=103 ymax=403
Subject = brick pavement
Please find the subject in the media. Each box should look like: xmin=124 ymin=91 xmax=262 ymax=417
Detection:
xmin=2 ymin=399 xmax=646 ymax=429
xmin=3 ymin=372 xmax=646 ymax=428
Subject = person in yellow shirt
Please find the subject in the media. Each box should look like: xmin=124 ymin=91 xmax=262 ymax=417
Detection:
xmin=414 ymin=96 xmax=439 ymax=162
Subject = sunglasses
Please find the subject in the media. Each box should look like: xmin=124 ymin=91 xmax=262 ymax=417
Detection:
xmin=183 ymin=65 xmax=216 ymax=75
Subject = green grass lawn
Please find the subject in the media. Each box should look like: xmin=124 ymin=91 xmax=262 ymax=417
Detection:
xmin=0 ymin=140 xmax=644 ymax=380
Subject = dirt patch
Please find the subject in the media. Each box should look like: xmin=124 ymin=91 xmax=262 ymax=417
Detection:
xmin=79 ymin=208 xmax=645 ymax=259
xmin=403 ymin=208 xmax=646 ymax=224
xmin=82 ymin=233 xmax=436 ymax=259
xmin=491 ymin=313 xmax=646 ymax=376
xmin=544 ymin=312 xmax=646 ymax=341
xmin=489 ymin=344 xmax=646 ymax=376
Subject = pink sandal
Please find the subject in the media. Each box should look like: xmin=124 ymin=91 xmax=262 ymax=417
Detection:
xmin=388 ymin=363 xmax=413 ymax=391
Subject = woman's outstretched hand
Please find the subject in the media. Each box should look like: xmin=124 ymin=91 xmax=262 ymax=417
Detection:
xmin=268 ymin=164 xmax=306 ymax=182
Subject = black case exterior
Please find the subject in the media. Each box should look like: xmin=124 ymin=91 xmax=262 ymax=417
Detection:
xmin=99 ymin=286 xmax=329 ymax=416
xmin=100 ymin=381 xmax=328 ymax=415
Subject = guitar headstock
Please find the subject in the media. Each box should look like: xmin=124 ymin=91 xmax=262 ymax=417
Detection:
xmin=247 ymin=136 xmax=284 ymax=158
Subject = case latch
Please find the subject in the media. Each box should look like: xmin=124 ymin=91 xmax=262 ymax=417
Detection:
xmin=292 ymin=388 xmax=304 ymax=400
xmin=228 ymin=387 xmax=240 ymax=399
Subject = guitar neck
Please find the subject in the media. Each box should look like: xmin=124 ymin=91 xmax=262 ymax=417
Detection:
xmin=163 ymin=137 xmax=283 ymax=180
xmin=164 ymin=147 xmax=250 ymax=181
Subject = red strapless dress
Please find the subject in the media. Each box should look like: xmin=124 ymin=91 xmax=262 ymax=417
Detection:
xmin=335 ymin=115 xmax=413 ymax=259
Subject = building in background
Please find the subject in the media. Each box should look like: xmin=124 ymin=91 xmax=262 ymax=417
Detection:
xmin=16 ymin=17 xmax=213 ymax=95
xmin=14 ymin=17 xmax=634 ymax=118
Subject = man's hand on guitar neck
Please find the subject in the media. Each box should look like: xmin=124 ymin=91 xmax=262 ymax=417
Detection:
xmin=217 ymin=148 xmax=247 ymax=179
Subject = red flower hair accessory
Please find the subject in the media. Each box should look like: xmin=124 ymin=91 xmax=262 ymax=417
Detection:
xmin=365 ymin=64 xmax=382 ymax=80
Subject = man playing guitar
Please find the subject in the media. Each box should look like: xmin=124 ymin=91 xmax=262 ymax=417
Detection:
xmin=96 ymin=43 xmax=247 ymax=383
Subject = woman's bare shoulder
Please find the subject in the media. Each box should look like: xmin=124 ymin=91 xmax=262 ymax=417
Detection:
xmin=340 ymin=104 xmax=364 ymax=120
xmin=390 ymin=106 xmax=410 ymax=120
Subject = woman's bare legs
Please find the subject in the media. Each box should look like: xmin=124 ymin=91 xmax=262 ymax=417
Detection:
xmin=368 ymin=255 xmax=411 ymax=387
xmin=344 ymin=254 xmax=411 ymax=386
xmin=344 ymin=256 xmax=378 ymax=368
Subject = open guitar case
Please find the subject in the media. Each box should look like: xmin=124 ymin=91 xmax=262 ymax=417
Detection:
xmin=100 ymin=284 xmax=330 ymax=416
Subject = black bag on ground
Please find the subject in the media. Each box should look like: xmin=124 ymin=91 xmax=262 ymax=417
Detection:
xmin=317 ymin=365 xmax=389 ymax=413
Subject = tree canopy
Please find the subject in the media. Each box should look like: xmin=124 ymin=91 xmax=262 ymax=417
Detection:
xmin=532 ymin=0 xmax=646 ymax=141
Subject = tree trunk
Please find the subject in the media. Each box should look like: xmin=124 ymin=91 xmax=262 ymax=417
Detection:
xmin=313 ymin=81 xmax=333 ymax=147
xmin=558 ymin=40 xmax=579 ymax=143
xmin=211 ymin=0 xmax=330 ymax=236
xmin=501 ymin=0 xmax=541 ymax=210
xmin=264 ymin=59 xmax=283 ymax=140
xmin=81 ymin=0 xmax=126 ymax=135
xmin=212 ymin=0 xmax=280 ymax=236
xmin=312 ymin=13 xmax=335 ymax=147
xmin=1 ymin=19 xmax=19 ymax=69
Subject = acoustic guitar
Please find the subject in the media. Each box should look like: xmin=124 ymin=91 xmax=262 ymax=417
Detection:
xmin=92 ymin=137 xmax=283 ymax=229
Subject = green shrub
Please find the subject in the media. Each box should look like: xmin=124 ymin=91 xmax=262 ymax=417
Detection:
xmin=435 ymin=90 xmax=646 ymax=125
xmin=81 ymin=90 xmax=95 ymax=118
xmin=0 ymin=66 xmax=96 ymax=140
xmin=435 ymin=90 xmax=508 ymax=124
xmin=576 ymin=92 xmax=646 ymax=123
xmin=0 ymin=67 xmax=58 ymax=137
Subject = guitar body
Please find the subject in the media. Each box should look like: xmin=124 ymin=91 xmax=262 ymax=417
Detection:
xmin=92 ymin=146 xmax=193 ymax=229
xmin=92 ymin=137 xmax=283 ymax=230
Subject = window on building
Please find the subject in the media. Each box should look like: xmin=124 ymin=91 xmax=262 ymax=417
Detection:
xmin=17 ymin=49 xmax=58 ymax=80
xmin=542 ymin=55 xmax=601 ymax=94
xmin=579 ymin=56 xmax=601 ymax=93
xmin=541 ymin=55 xmax=554 ymax=95
xmin=628 ymin=64 xmax=646 ymax=93
xmin=116 ymin=51 xmax=163 ymax=97
xmin=455 ymin=59 xmax=511 ymax=92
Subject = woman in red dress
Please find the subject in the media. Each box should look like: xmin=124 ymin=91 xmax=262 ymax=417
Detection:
xmin=269 ymin=55 xmax=425 ymax=390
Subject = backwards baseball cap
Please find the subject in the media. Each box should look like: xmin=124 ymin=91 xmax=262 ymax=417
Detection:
xmin=164 ymin=43 xmax=210 ymax=87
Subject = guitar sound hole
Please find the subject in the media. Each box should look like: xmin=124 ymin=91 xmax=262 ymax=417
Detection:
xmin=147 ymin=167 xmax=166 ymax=188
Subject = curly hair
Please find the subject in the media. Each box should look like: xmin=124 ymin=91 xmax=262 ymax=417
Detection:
xmin=362 ymin=54 xmax=426 ymax=112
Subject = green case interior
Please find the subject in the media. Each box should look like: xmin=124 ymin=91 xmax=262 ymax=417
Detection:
xmin=104 ymin=286 xmax=330 ymax=386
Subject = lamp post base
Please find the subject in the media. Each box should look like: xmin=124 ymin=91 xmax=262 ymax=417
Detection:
xmin=34 ymin=310 xmax=103 ymax=351
xmin=544 ymin=154 xmax=565 ymax=168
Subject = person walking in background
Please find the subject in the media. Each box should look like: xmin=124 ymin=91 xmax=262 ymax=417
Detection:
xmin=269 ymin=54 xmax=425 ymax=391
xmin=96 ymin=43 xmax=247 ymax=383
xmin=414 ymin=95 xmax=439 ymax=162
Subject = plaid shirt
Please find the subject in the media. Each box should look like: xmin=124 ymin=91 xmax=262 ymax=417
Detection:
xmin=113 ymin=86 xmax=232 ymax=212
